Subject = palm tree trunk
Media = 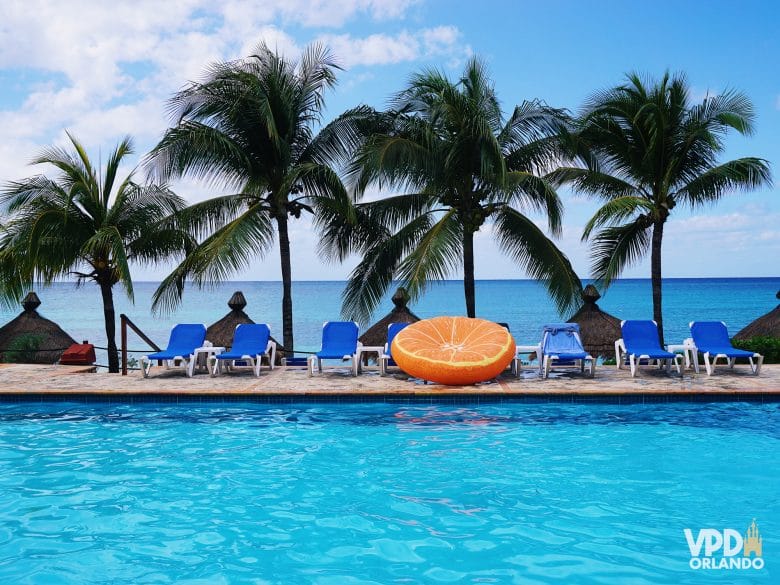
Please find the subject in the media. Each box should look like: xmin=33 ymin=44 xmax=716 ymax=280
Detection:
xmin=277 ymin=215 xmax=295 ymax=354
xmin=99 ymin=281 xmax=119 ymax=373
xmin=651 ymin=220 xmax=665 ymax=346
xmin=463 ymin=230 xmax=476 ymax=318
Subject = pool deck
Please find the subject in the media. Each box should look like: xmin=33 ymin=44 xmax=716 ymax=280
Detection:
xmin=0 ymin=362 xmax=778 ymax=401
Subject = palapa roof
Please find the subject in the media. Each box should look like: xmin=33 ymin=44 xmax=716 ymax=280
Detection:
xmin=359 ymin=288 xmax=421 ymax=348
xmin=0 ymin=292 xmax=76 ymax=364
xmin=566 ymin=284 xmax=622 ymax=359
xmin=205 ymin=291 xmax=284 ymax=362
xmin=734 ymin=290 xmax=780 ymax=340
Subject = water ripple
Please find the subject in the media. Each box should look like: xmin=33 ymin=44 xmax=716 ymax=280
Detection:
xmin=0 ymin=402 xmax=777 ymax=583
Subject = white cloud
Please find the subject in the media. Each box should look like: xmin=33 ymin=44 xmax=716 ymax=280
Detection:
xmin=318 ymin=26 xmax=466 ymax=67
xmin=0 ymin=1 xmax=466 ymax=197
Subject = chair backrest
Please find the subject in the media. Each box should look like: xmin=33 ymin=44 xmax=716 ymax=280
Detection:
xmin=690 ymin=321 xmax=732 ymax=349
xmin=321 ymin=321 xmax=359 ymax=355
xmin=231 ymin=323 xmax=271 ymax=353
xmin=386 ymin=322 xmax=411 ymax=357
xmin=167 ymin=324 xmax=207 ymax=350
xmin=541 ymin=323 xmax=584 ymax=354
xmin=620 ymin=320 xmax=662 ymax=352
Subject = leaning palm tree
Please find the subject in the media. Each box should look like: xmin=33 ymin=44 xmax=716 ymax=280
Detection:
xmin=0 ymin=133 xmax=191 ymax=372
xmin=146 ymin=42 xmax=352 ymax=354
xmin=551 ymin=72 xmax=771 ymax=342
xmin=322 ymin=57 xmax=581 ymax=323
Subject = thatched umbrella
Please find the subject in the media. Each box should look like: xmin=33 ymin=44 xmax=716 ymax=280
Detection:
xmin=734 ymin=290 xmax=780 ymax=340
xmin=359 ymin=288 xmax=421 ymax=349
xmin=0 ymin=292 xmax=76 ymax=364
xmin=566 ymin=284 xmax=622 ymax=359
xmin=205 ymin=291 xmax=284 ymax=363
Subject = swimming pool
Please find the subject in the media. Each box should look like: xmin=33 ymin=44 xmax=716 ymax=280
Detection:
xmin=1 ymin=401 xmax=776 ymax=583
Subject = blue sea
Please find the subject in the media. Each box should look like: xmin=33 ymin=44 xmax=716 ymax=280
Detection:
xmin=1 ymin=278 xmax=777 ymax=367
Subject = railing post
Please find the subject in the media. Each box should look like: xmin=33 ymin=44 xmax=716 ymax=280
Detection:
xmin=119 ymin=313 xmax=161 ymax=375
xmin=121 ymin=314 xmax=128 ymax=376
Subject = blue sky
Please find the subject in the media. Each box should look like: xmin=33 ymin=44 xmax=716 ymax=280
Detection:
xmin=0 ymin=0 xmax=777 ymax=281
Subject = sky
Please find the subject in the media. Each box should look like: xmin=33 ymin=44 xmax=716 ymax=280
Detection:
xmin=0 ymin=0 xmax=778 ymax=282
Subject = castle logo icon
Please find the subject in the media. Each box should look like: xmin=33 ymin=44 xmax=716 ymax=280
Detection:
xmin=743 ymin=519 xmax=762 ymax=558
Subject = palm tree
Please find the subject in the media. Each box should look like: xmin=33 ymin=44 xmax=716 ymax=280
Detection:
xmin=146 ymin=42 xmax=352 ymax=354
xmin=0 ymin=133 xmax=191 ymax=372
xmin=551 ymin=72 xmax=771 ymax=342
xmin=322 ymin=57 xmax=581 ymax=323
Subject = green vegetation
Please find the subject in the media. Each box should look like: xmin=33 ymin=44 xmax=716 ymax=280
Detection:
xmin=146 ymin=42 xmax=352 ymax=353
xmin=0 ymin=134 xmax=191 ymax=372
xmin=1 ymin=334 xmax=44 ymax=363
xmin=328 ymin=58 xmax=581 ymax=323
xmin=552 ymin=72 xmax=771 ymax=343
xmin=0 ymin=47 xmax=773 ymax=351
xmin=732 ymin=337 xmax=780 ymax=364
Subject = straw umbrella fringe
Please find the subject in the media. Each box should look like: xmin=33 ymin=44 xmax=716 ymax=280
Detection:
xmin=566 ymin=285 xmax=622 ymax=359
xmin=205 ymin=291 xmax=284 ymax=364
xmin=734 ymin=290 xmax=780 ymax=340
xmin=0 ymin=292 xmax=76 ymax=364
xmin=358 ymin=288 xmax=421 ymax=350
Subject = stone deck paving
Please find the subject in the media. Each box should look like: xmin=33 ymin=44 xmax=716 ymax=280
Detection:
xmin=0 ymin=362 xmax=778 ymax=398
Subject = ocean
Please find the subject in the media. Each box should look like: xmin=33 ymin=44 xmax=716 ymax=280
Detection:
xmin=1 ymin=278 xmax=778 ymax=368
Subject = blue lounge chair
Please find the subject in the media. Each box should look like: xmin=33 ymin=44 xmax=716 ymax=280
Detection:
xmin=689 ymin=321 xmax=763 ymax=376
xmin=209 ymin=323 xmax=277 ymax=377
xmin=141 ymin=324 xmax=207 ymax=378
xmin=617 ymin=320 xmax=681 ymax=377
xmin=307 ymin=321 xmax=361 ymax=376
xmin=379 ymin=322 xmax=411 ymax=376
xmin=540 ymin=323 xmax=595 ymax=378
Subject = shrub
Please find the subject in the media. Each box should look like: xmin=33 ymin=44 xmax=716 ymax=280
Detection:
xmin=732 ymin=336 xmax=780 ymax=364
xmin=2 ymin=334 xmax=45 ymax=363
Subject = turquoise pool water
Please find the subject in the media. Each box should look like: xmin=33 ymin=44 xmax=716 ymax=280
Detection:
xmin=0 ymin=401 xmax=777 ymax=584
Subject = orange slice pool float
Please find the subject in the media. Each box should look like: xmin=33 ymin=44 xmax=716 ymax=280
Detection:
xmin=391 ymin=316 xmax=516 ymax=385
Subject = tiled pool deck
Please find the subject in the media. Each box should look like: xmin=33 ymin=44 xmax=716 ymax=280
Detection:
xmin=0 ymin=362 xmax=778 ymax=403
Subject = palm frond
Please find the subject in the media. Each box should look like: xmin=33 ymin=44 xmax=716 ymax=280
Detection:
xmin=589 ymin=220 xmax=652 ymax=286
xmin=396 ymin=210 xmax=462 ymax=302
xmin=582 ymin=196 xmax=654 ymax=240
xmin=151 ymin=203 xmax=274 ymax=313
xmin=493 ymin=207 xmax=582 ymax=314
xmin=340 ymin=213 xmax=437 ymax=324
xmin=675 ymin=158 xmax=772 ymax=207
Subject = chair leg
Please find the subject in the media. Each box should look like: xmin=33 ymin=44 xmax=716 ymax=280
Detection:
xmin=629 ymin=355 xmax=637 ymax=377
xmin=141 ymin=357 xmax=150 ymax=378
xmin=307 ymin=356 xmax=314 ymax=377
xmin=754 ymin=355 xmax=763 ymax=376
xmin=703 ymin=353 xmax=713 ymax=376
xmin=542 ymin=356 xmax=550 ymax=379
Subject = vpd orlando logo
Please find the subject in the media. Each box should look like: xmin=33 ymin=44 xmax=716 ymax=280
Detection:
xmin=684 ymin=519 xmax=764 ymax=570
